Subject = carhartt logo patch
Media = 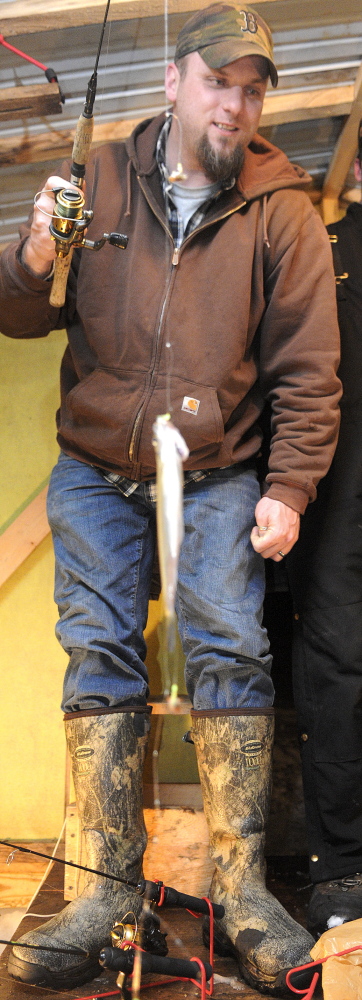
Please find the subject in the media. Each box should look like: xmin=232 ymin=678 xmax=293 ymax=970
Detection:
xmin=182 ymin=396 xmax=200 ymax=415
xmin=240 ymin=740 xmax=263 ymax=768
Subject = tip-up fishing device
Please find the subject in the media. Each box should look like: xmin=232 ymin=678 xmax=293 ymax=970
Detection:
xmin=1 ymin=839 xmax=222 ymax=998
xmin=47 ymin=0 xmax=128 ymax=309
xmin=0 ymin=35 xmax=65 ymax=121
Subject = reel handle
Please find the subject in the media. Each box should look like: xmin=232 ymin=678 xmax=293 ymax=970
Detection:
xmin=99 ymin=946 xmax=213 ymax=981
xmin=137 ymin=879 xmax=225 ymax=918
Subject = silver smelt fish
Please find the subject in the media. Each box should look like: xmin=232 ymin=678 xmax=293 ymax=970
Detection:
xmin=152 ymin=413 xmax=189 ymax=660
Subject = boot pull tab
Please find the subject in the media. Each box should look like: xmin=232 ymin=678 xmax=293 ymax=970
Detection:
xmin=182 ymin=730 xmax=194 ymax=744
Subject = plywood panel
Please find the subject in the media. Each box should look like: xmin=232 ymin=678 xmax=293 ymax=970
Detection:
xmin=0 ymin=487 xmax=49 ymax=589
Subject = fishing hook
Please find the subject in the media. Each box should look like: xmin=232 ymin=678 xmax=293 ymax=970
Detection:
xmin=165 ymin=112 xmax=187 ymax=182
xmin=5 ymin=849 xmax=19 ymax=865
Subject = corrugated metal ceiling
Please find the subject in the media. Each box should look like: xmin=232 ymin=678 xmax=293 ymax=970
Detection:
xmin=1 ymin=2 xmax=361 ymax=245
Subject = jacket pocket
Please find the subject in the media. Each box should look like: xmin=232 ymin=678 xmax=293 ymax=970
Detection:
xmin=59 ymin=367 xmax=148 ymax=465
xmin=137 ymin=376 xmax=225 ymax=466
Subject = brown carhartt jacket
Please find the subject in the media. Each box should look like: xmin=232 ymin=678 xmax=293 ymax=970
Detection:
xmin=0 ymin=113 xmax=341 ymax=513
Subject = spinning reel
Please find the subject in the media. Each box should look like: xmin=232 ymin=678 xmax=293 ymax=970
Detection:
xmin=49 ymin=186 xmax=128 ymax=257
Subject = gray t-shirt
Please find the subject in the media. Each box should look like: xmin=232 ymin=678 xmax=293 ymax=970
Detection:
xmin=170 ymin=180 xmax=220 ymax=234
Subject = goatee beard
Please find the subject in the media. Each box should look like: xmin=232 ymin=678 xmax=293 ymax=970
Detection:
xmin=195 ymin=134 xmax=244 ymax=184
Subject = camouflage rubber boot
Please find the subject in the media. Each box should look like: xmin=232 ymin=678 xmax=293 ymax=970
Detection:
xmin=8 ymin=707 xmax=166 ymax=991
xmin=190 ymin=709 xmax=315 ymax=997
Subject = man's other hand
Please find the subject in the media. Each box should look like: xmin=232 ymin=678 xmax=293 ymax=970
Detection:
xmin=250 ymin=497 xmax=300 ymax=561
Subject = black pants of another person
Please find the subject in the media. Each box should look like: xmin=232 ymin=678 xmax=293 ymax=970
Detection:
xmin=287 ymin=398 xmax=362 ymax=885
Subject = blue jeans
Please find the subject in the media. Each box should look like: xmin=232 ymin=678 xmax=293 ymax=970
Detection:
xmin=47 ymin=452 xmax=273 ymax=712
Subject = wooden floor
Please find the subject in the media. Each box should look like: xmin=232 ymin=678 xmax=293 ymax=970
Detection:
xmin=0 ymin=840 xmax=59 ymax=909
xmin=0 ymin=810 xmax=318 ymax=1000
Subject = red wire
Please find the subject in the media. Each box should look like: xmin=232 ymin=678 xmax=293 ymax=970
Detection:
xmin=286 ymin=944 xmax=362 ymax=997
xmin=189 ymin=955 xmax=207 ymax=1000
xmin=154 ymin=879 xmax=165 ymax=907
xmin=185 ymin=898 xmax=214 ymax=995
xmin=75 ymin=894 xmax=216 ymax=999
xmin=0 ymin=34 xmax=48 ymax=72
xmin=286 ymin=971 xmax=320 ymax=1000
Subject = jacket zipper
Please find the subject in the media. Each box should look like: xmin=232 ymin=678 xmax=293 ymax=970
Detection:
xmin=128 ymin=260 xmax=177 ymax=462
xmin=128 ymin=182 xmax=176 ymax=462
xmin=128 ymin=178 xmax=246 ymax=464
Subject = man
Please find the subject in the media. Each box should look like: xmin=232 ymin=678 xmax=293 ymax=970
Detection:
xmin=0 ymin=3 xmax=341 ymax=995
xmin=288 ymin=131 xmax=362 ymax=940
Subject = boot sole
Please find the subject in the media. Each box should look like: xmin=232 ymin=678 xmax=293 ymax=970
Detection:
xmin=203 ymin=920 xmax=321 ymax=998
xmin=8 ymin=950 xmax=102 ymax=990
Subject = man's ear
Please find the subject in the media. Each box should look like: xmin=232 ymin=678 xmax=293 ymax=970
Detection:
xmin=354 ymin=158 xmax=362 ymax=183
xmin=165 ymin=62 xmax=180 ymax=103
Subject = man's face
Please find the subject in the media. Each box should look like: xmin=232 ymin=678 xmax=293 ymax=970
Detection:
xmin=165 ymin=50 xmax=268 ymax=182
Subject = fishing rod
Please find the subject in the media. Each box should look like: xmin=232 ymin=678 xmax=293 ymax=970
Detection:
xmin=48 ymin=0 xmax=128 ymax=308
xmin=0 ymin=839 xmax=136 ymax=889
xmin=0 ymin=937 xmax=213 ymax=1000
xmin=0 ymin=840 xmax=224 ymax=918
xmin=0 ymin=939 xmax=88 ymax=956
xmin=99 ymin=946 xmax=213 ymax=981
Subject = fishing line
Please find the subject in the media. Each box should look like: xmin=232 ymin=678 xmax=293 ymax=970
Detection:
xmin=164 ymin=0 xmax=174 ymax=422
xmin=153 ymin=15 xmax=190 ymax=712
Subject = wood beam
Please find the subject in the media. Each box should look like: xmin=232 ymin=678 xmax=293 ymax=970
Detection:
xmin=0 ymin=486 xmax=50 ymax=588
xmin=2 ymin=0 xmax=361 ymax=37
xmin=322 ymin=62 xmax=362 ymax=223
xmin=262 ymin=84 xmax=353 ymax=127
xmin=0 ymin=83 xmax=62 ymax=122
xmin=0 ymin=85 xmax=354 ymax=169
xmin=0 ymin=118 xmax=139 ymax=167
xmin=1 ymin=0 xmax=279 ymax=37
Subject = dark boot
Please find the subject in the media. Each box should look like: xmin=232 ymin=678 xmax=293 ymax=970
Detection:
xmin=308 ymin=874 xmax=362 ymax=938
xmin=8 ymin=708 xmax=165 ymax=990
xmin=190 ymin=710 xmax=315 ymax=996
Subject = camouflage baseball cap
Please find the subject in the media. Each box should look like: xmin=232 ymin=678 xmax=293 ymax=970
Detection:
xmin=175 ymin=2 xmax=278 ymax=88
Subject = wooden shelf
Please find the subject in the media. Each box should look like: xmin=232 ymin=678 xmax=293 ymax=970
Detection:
xmin=0 ymin=82 xmax=62 ymax=122
xmin=0 ymin=0 xmax=228 ymax=37
xmin=0 ymin=85 xmax=354 ymax=169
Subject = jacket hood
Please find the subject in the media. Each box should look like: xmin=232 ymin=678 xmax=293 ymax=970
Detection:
xmin=125 ymin=112 xmax=165 ymax=179
xmin=238 ymin=133 xmax=311 ymax=200
xmin=125 ymin=112 xmax=312 ymax=201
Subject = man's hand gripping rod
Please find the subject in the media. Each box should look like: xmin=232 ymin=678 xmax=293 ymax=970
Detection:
xmin=49 ymin=0 xmax=128 ymax=308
